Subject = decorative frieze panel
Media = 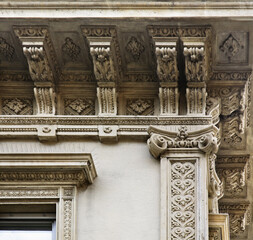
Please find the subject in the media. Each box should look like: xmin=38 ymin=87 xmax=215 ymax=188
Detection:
xmin=64 ymin=98 xmax=95 ymax=115
xmin=2 ymin=98 xmax=33 ymax=115
xmin=219 ymin=202 xmax=250 ymax=238
xmin=126 ymin=98 xmax=154 ymax=115
xmin=216 ymin=155 xmax=250 ymax=198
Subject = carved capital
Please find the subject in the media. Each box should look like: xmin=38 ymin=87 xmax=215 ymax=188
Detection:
xmin=147 ymin=125 xmax=218 ymax=159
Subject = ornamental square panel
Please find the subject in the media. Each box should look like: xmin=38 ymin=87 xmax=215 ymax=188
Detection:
xmin=216 ymin=32 xmax=248 ymax=65
xmin=2 ymin=98 xmax=33 ymax=115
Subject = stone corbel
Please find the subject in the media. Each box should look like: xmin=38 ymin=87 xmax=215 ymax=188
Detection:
xmin=147 ymin=125 xmax=222 ymax=240
xmin=14 ymin=27 xmax=57 ymax=116
xmin=86 ymin=37 xmax=118 ymax=116
xmin=153 ymin=38 xmax=179 ymax=115
xmin=216 ymin=155 xmax=250 ymax=198
xmin=183 ymin=40 xmax=208 ymax=115
xmin=209 ymin=214 xmax=230 ymax=240
xmin=219 ymin=202 xmax=251 ymax=238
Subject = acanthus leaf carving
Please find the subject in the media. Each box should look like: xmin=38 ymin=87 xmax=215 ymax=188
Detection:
xmin=183 ymin=44 xmax=206 ymax=82
xmin=155 ymin=45 xmax=178 ymax=82
xmin=90 ymin=46 xmax=115 ymax=82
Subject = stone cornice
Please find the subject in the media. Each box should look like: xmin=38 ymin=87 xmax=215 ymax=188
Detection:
xmin=0 ymin=153 xmax=97 ymax=185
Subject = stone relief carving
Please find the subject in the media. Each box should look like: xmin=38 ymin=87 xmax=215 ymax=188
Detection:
xmin=126 ymin=98 xmax=154 ymax=115
xmin=61 ymin=73 xmax=94 ymax=82
xmin=217 ymin=155 xmax=250 ymax=198
xmin=209 ymin=227 xmax=222 ymax=240
xmin=125 ymin=36 xmax=145 ymax=62
xmin=0 ymin=189 xmax=59 ymax=198
xmin=148 ymin=26 xmax=211 ymax=38
xmin=155 ymin=46 xmax=178 ymax=82
xmin=97 ymin=87 xmax=117 ymax=115
xmin=90 ymin=46 xmax=115 ymax=82
xmin=0 ymin=37 xmax=15 ymax=61
xmin=124 ymin=73 xmax=157 ymax=82
xmin=171 ymin=161 xmax=196 ymax=240
xmin=64 ymin=98 xmax=95 ymax=115
xmin=63 ymin=199 xmax=72 ymax=240
xmin=211 ymin=71 xmax=251 ymax=81
xmin=2 ymin=98 xmax=33 ymax=115
xmin=219 ymin=202 xmax=250 ymax=237
xmin=217 ymin=32 xmax=248 ymax=64
xmin=62 ymin=37 xmax=81 ymax=62
xmin=0 ymin=73 xmax=32 ymax=82
xmin=34 ymin=87 xmax=55 ymax=115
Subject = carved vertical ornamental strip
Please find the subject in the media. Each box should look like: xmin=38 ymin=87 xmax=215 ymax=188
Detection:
xmin=97 ymin=86 xmax=117 ymax=115
xmin=170 ymin=160 xmax=196 ymax=239
xmin=159 ymin=87 xmax=179 ymax=115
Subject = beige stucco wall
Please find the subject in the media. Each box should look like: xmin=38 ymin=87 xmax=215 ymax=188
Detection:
xmin=0 ymin=139 xmax=160 ymax=240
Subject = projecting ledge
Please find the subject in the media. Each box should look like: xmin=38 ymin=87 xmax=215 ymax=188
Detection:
xmin=0 ymin=153 xmax=97 ymax=186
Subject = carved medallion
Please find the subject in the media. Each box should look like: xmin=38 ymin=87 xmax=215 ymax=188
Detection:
xmin=126 ymin=98 xmax=154 ymax=115
xmin=125 ymin=36 xmax=145 ymax=61
xmin=64 ymin=98 xmax=95 ymax=115
xmin=2 ymin=98 xmax=33 ymax=115
xmin=62 ymin=37 xmax=81 ymax=62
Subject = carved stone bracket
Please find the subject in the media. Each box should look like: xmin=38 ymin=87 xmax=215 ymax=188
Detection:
xmin=217 ymin=155 xmax=250 ymax=198
xmin=207 ymin=86 xmax=247 ymax=149
xmin=153 ymin=38 xmax=179 ymax=115
xmin=219 ymin=202 xmax=251 ymax=238
xmin=14 ymin=27 xmax=58 ymax=115
xmin=147 ymin=125 xmax=222 ymax=240
xmin=209 ymin=214 xmax=230 ymax=240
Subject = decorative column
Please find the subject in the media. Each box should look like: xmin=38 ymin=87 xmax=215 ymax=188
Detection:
xmin=154 ymin=38 xmax=179 ymax=115
xmin=14 ymin=27 xmax=57 ymax=115
xmin=148 ymin=125 xmax=222 ymax=240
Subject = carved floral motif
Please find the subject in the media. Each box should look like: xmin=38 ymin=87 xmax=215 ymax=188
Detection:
xmin=63 ymin=200 xmax=72 ymax=240
xmin=64 ymin=98 xmax=95 ymax=115
xmin=127 ymin=98 xmax=154 ymax=115
xmin=2 ymin=98 xmax=33 ymax=115
xmin=62 ymin=37 xmax=81 ymax=62
xmin=219 ymin=34 xmax=243 ymax=61
xmin=125 ymin=36 xmax=145 ymax=61
xmin=171 ymin=161 xmax=195 ymax=240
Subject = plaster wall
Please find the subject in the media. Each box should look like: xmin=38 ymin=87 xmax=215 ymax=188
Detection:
xmin=0 ymin=139 xmax=160 ymax=240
